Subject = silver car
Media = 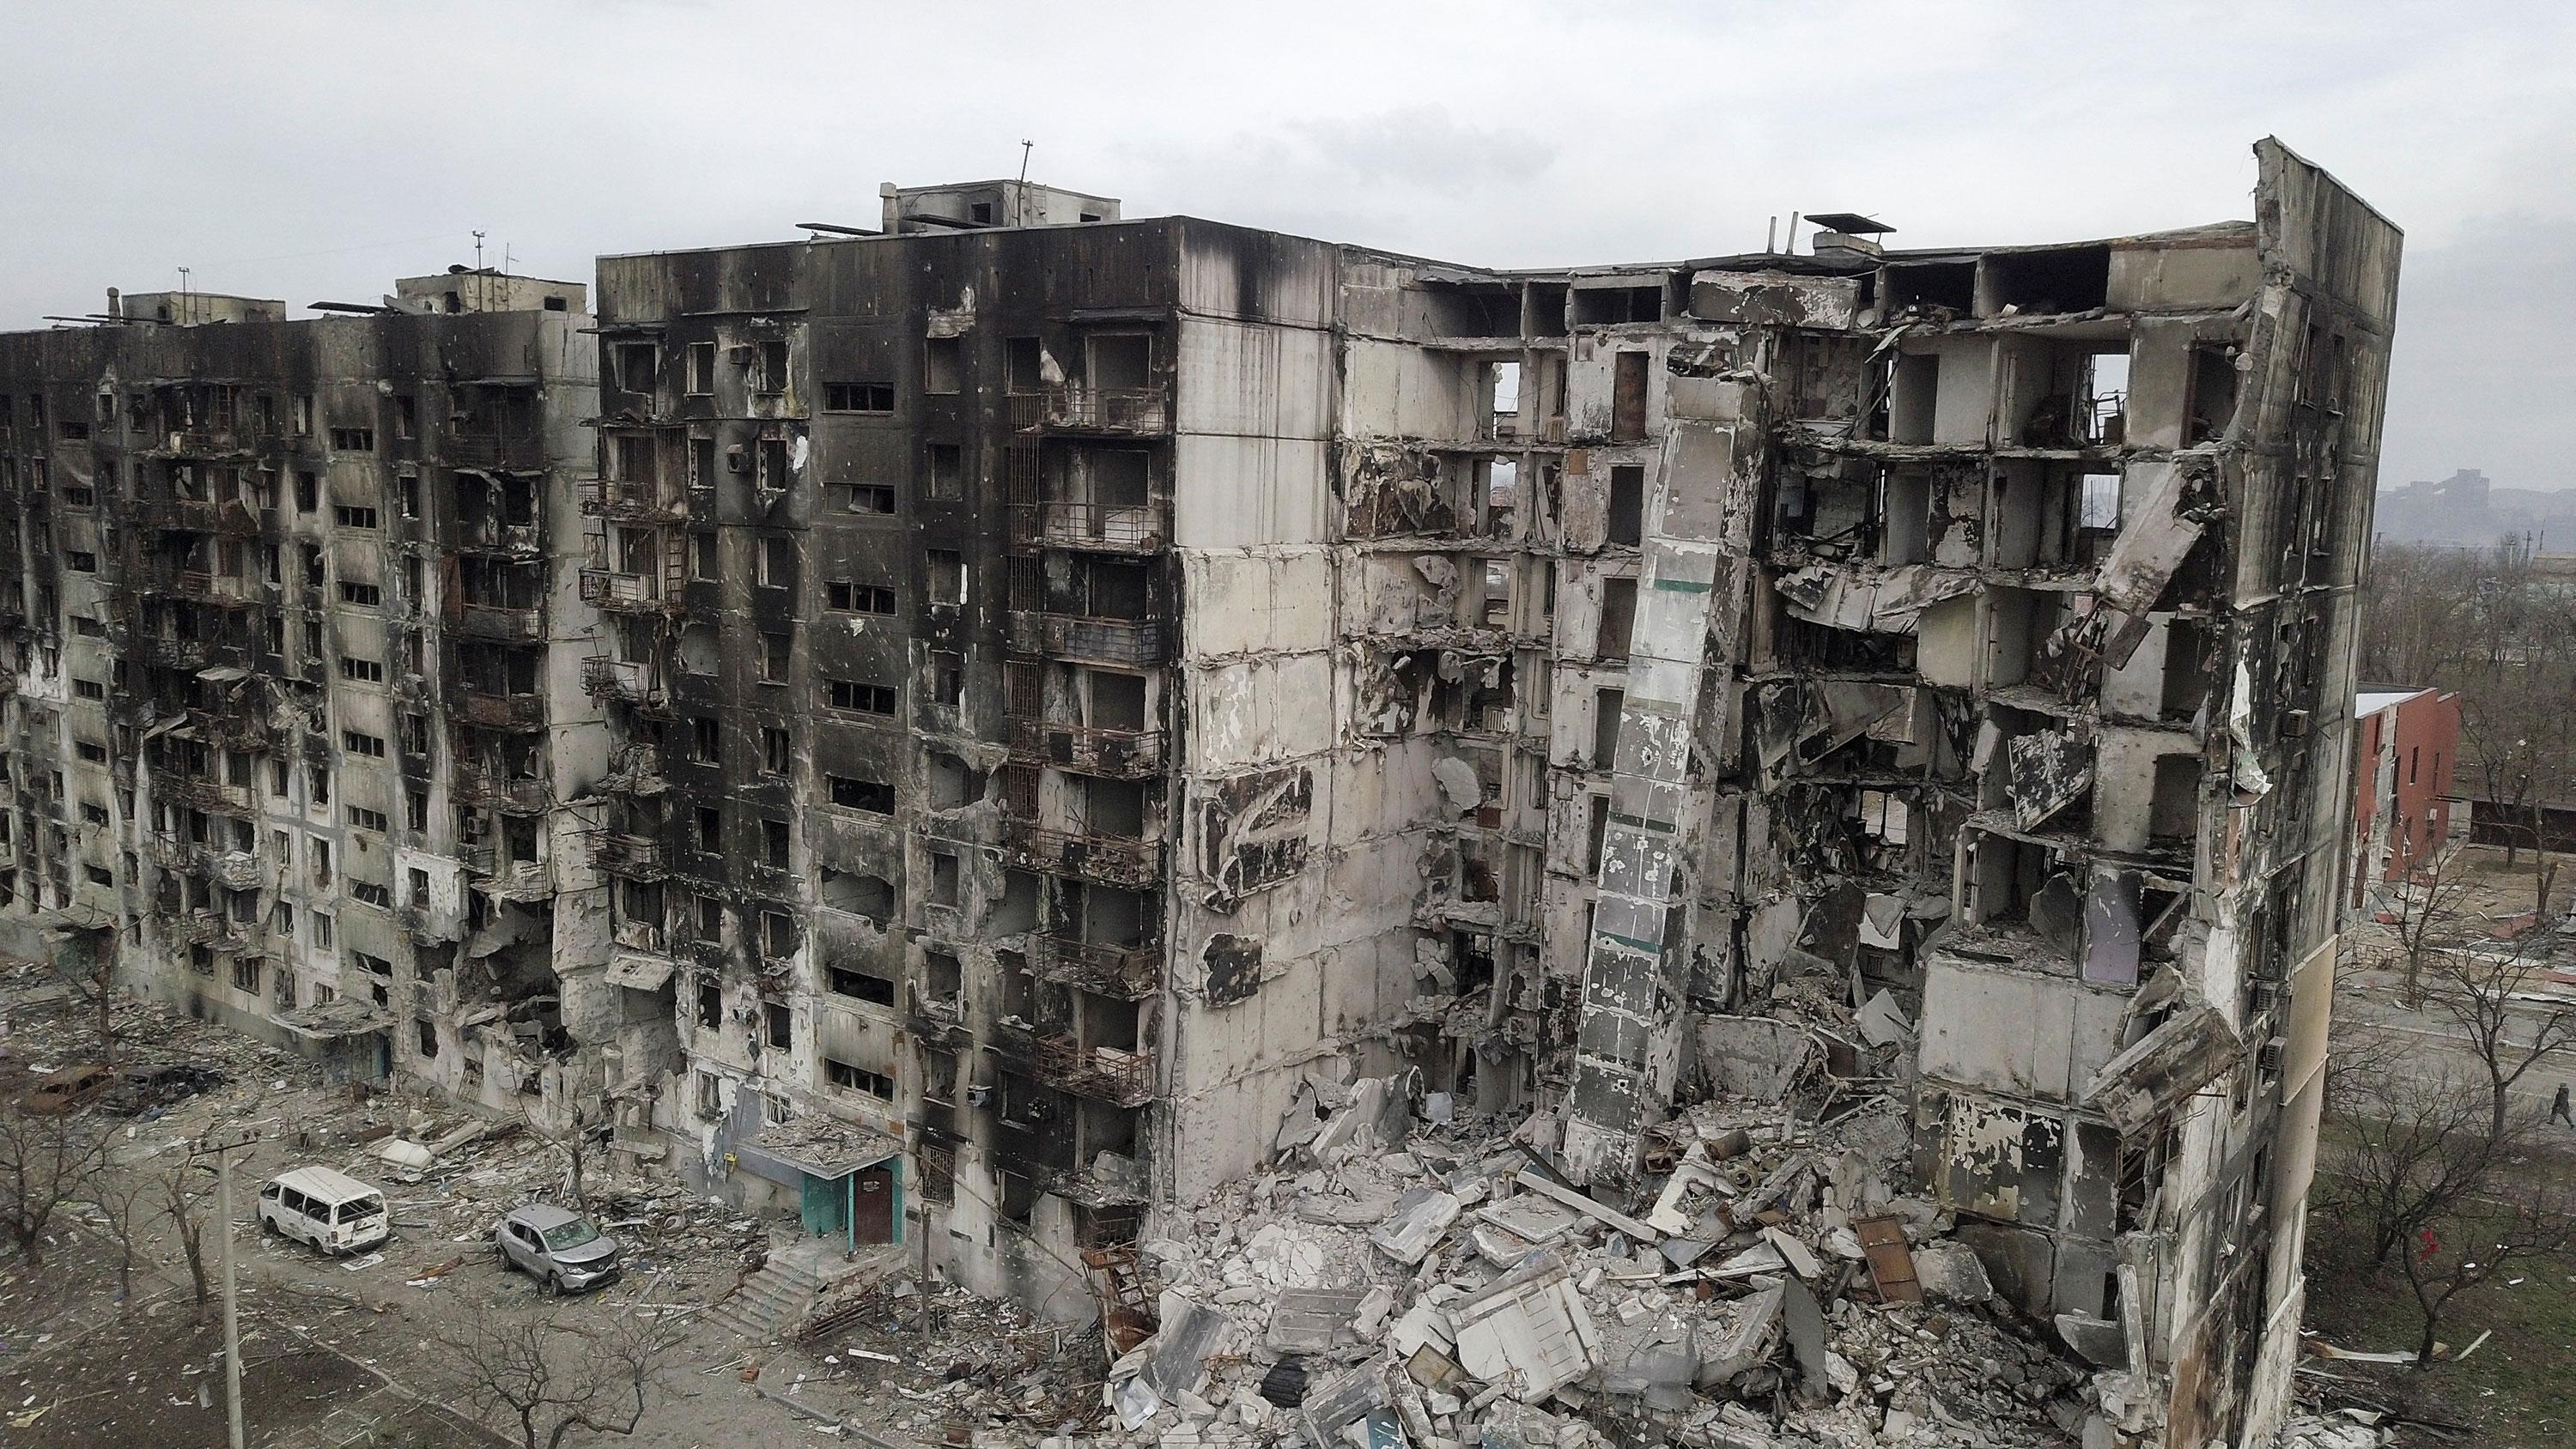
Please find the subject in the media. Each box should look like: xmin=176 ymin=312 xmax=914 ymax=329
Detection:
xmin=495 ymin=1203 xmax=621 ymax=1294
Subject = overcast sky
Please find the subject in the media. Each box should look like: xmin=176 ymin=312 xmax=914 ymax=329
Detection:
xmin=2 ymin=1 xmax=2564 ymax=491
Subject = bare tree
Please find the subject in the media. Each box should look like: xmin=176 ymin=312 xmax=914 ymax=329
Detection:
xmin=524 ymin=1099 xmax=596 ymax=1215
xmin=0 ymin=1106 xmax=107 ymax=1265
xmin=161 ymin=1161 xmax=215 ymax=1322
xmin=2315 ymin=1043 xmax=2501 ymax=1268
xmin=2397 ymin=1172 xmax=2569 ymax=1367
xmin=439 ymin=1305 xmax=685 ymax=1449
xmin=2424 ymin=940 xmax=2576 ymax=1143
xmin=2375 ymin=831 xmax=2476 ymax=1006
xmin=90 ymin=1157 xmax=155 ymax=1307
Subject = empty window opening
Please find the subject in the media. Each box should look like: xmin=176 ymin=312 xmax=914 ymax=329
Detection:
xmin=1005 ymin=336 xmax=1043 ymax=392
xmin=1573 ymin=286 xmax=1663 ymax=327
xmin=1596 ymin=576 xmax=1637 ymax=660
xmin=929 ymin=850 xmax=961 ymax=906
xmin=820 ymin=869 xmax=894 ymax=920
xmin=927 ymin=443 xmax=964 ymax=500
xmin=928 ymin=752 xmax=981 ymax=809
xmin=1607 ymin=465 xmax=1645 ymax=545
xmin=829 ymin=774 xmax=895 ymax=813
xmin=1088 ymin=334 xmax=1151 ymax=389
xmin=925 ymin=336 xmax=963 ymax=395
xmin=926 ymin=549 xmax=965 ymax=604
xmin=1594 ymin=688 xmax=1625 ymax=769
xmin=2186 ymin=343 xmax=2239 ymax=446
xmin=616 ymin=343 xmax=657 ymax=395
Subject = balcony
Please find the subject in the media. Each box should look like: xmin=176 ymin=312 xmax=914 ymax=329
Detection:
xmin=1010 ymin=386 xmax=1171 ymax=437
xmin=167 ymin=427 xmax=246 ymax=455
xmin=1032 ymin=935 xmax=1161 ymax=1001
xmin=1013 ymin=499 xmax=1170 ymax=555
xmin=1031 ymin=1035 xmax=1153 ymax=1107
xmin=581 ymin=656 xmax=665 ymax=710
xmin=456 ymin=603 xmax=544 ymax=643
xmin=598 ymin=743 xmax=666 ymax=797
xmin=580 ymin=475 xmax=685 ymax=524
xmin=908 ymin=994 xmax=972 ymax=1047
xmin=612 ymin=917 xmax=666 ymax=955
xmin=1000 ymin=820 xmax=1163 ymax=890
xmin=460 ymin=845 xmax=554 ymax=898
xmin=132 ymin=634 xmax=213 ymax=670
xmin=197 ymin=703 xmax=273 ymax=752
xmin=454 ymin=519 xmax=544 ymax=557
xmin=579 ymin=569 xmax=674 ymax=615
xmin=156 ymin=773 xmax=257 ymax=817
xmin=1010 ymin=720 xmax=1166 ymax=780
xmin=453 ymin=689 xmax=546 ymax=731
xmin=1005 ymin=613 xmax=1166 ymax=668
xmin=149 ymin=567 xmax=263 ymax=609
xmin=167 ymin=911 xmax=254 ymax=953
xmin=445 ymin=433 xmax=547 ymax=471
xmin=454 ymin=768 xmax=553 ymax=815
xmin=139 ymin=498 xmax=261 ymax=536
xmin=592 ymin=832 xmax=665 ymax=881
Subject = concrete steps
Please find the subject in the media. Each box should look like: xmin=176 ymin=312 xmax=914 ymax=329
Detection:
xmin=699 ymin=1243 xmax=899 ymax=1345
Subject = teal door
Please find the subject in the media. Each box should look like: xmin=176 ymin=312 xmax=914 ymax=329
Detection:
xmin=800 ymin=1173 xmax=849 ymax=1238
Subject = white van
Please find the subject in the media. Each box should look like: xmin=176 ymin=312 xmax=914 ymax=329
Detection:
xmin=257 ymin=1167 xmax=392 ymax=1254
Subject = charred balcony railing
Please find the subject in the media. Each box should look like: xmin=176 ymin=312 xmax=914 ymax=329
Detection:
xmin=907 ymin=992 xmax=972 ymax=1047
xmin=1009 ymin=720 xmax=1165 ymax=780
xmin=591 ymin=832 xmax=666 ymax=881
xmin=1031 ymin=1035 xmax=1153 ymax=1107
xmin=446 ymin=433 xmax=547 ymax=470
xmin=156 ymin=773 xmax=257 ymax=817
xmin=1005 ymin=612 xmax=1165 ymax=668
xmin=456 ymin=603 xmax=544 ymax=643
xmin=454 ymin=768 xmax=553 ymax=814
xmin=162 ymin=427 xmax=249 ymax=457
xmin=132 ymin=634 xmax=214 ymax=670
xmin=137 ymin=498 xmax=261 ymax=537
xmin=198 ymin=702 xmax=273 ymax=752
xmin=1032 ymin=935 xmax=1160 ymax=1001
xmin=454 ymin=518 xmax=544 ymax=556
xmin=581 ymin=656 xmax=666 ymax=710
xmin=579 ymin=568 xmax=676 ymax=615
xmin=167 ymin=911 xmax=254 ymax=952
xmin=1009 ymin=386 xmax=1171 ymax=437
xmin=1010 ymin=499 xmax=1170 ymax=554
xmin=148 ymin=836 xmax=264 ymax=891
xmin=1000 ymin=819 xmax=1163 ymax=889
xmin=459 ymin=844 xmax=554 ymax=896
xmin=452 ymin=688 xmax=546 ymax=731
xmin=145 ymin=567 xmax=262 ymax=608
xmin=580 ymin=475 xmax=686 ymax=524
xmin=598 ymin=743 xmax=666 ymax=796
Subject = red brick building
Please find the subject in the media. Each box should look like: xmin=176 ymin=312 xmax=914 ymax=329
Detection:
xmin=2351 ymin=686 xmax=2462 ymax=900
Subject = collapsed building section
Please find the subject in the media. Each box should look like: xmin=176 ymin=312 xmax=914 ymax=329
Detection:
xmin=0 ymin=271 xmax=671 ymax=1132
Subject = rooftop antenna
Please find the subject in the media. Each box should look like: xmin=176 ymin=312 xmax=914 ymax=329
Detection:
xmin=473 ymin=230 xmax=486 ymax=270
xmin=178 ymin=266 xmax=191 ymax=323
xmin=1018 ymin=139 xmax=1033 ymax=185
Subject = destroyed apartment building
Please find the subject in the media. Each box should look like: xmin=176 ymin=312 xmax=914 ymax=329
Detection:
xmin=0 ymin=268 xmax=673 ymax=1127
xmin=0 ymin=139 xmax=2396 ymax=1446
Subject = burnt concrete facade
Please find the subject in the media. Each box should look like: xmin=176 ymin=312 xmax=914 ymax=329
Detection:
xmin=0 ymin=271 xmax=676 ymax=1131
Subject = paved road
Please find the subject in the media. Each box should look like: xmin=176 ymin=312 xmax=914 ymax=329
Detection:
xmin=2335 ymin=965 xmax=2576 ymax=1128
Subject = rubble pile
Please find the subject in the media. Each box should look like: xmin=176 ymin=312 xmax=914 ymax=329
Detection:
xmin=1087 ymin=1074 xmax=2110 ymax=1449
